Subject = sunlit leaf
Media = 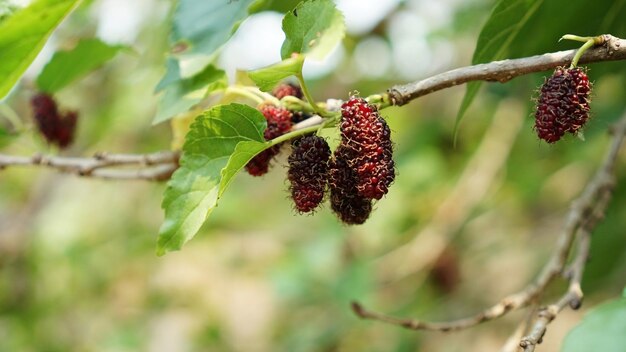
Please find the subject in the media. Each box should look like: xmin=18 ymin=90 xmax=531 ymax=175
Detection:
xmin=171 ymin=0 xmax=256 ymax=57
xmin=280 ymin=0 xmax=345 ymax=60
xmin=0 ymin=0 xmax=81 ymax=100
xmin=157 ymin=103 xmax=268 ymax=255
xmin=153 ymin=64 xmax=227 ymax=125
xmin=248 ymin=55 xmax=305 ymax=91
xmin=36 ymin=38 xmax=125 ymax=93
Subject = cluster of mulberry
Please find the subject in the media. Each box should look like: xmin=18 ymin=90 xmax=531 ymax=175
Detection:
xmin=288 ymin=135 xmax=331 ymax=213
xmin=534 ymin=67 xmax=591 ymax=143
xmin=273 ymin=82 xmax=309 ymax=123
xmin=248 ymin=89 xmax=395 ymax=224
xmin=245 ymin=104 xmax=293 ymax=176
xmin=327 ymin=97 xmax=395 ymax=224
xmin=31 ymin=93 xmax=78 ymax=149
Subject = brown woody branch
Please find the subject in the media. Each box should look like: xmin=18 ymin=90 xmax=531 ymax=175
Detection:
xmin=2 ymin=36 xmax=626 ymax=180
xmin=0 ymin=151 xmax=179 ymax=181
xmin=352 ymin=113 xmax=626 ymax=346
xmin=387 ymin=34 xmax=626 ymax=106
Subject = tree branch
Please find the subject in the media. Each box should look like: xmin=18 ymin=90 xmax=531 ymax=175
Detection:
xmin=2 ymin=35 xmax=626 ymax=181
xmin=0 ymin=151 xmax=179 ymax=181
xmin=387 ymin=34 xmax=626 ymax=106
xmin=352 ymin=112 xmax=626 ymax=341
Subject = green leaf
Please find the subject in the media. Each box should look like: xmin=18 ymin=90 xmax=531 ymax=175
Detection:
xmin=561 ymin=296 xmax=626 ymax=352
xmin=454 ymin=0 xmax=543 ymax=134
xmin=153 ymin=64 xmax=227 ymax=125
xmin=0 ymin=0 xmax=81 ymax=100
xmin=36 ymin=38 xmax=125 ymax=93
xmin=248 ymin=55 xmax=305 ymax=92
xmin=280 ymin=0 xmax=345 ymax=60
xmin=154 ymin=57 xmax=181 ymax=93
xmin=171 ymin=0 xmax=256 ymax=57
xmin=157 ymin=103 xmax=268 ymax=255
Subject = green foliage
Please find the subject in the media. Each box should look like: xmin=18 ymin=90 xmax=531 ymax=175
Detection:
xmin=153 ymin=63 xmax=227 ymax=124
xmin=455 ymin=0 xmax=543 ymax=133
xmin=561 ymin=294 xmax=626 ymax=352
xmin=157 ymin=103 xmax=268 ymax=255
xmin=170 ymin=0 xmax=256 ymax=57
xmin=0 ymin=0 xmax=81 ymax=100
xmin=280 ymin=0 xmax=345 ymax=60
xmin=36 ymin=38 xmax=125 ymax=93
xmin=248 ymin=56 xmax=305 ymax=92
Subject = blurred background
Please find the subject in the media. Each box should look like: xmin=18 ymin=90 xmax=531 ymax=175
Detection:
xmin=1 ymin=0 xmax=626 ymax=351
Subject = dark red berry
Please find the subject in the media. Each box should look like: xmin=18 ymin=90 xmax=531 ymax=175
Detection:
xmin=245 ymin=104 xmax=293 ymax=176
xmin=287 ymin=136 xmax=331 ymax=213
xmin=534 ymin=67 xmax=591 ymax=143
xmin=272 ymin=83 xmax=303 ymax=100
xmin=329 ymin=145 xmax=373 ymax=224
xmin=31 ymin=93 xmax=78 ymax=149
xmin=57 ymin=111 xmax=78 ymax=148
xmin=339 ymin=96 xmax=395 ymax=200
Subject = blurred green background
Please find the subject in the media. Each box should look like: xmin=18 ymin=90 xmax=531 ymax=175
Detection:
xmin=1 ymin=0 xmax=626 ymax=351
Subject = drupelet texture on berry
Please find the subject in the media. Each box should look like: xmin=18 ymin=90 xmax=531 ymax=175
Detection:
xmin=245 ymin=104 xmax=293 ymax=176
xmin=534 ymin=67 xmax=591 ymax=143
xmin=272 ymin=83 xmax=303 ymax=100
xmin=287 ymin=136 xmax=331 ymax=213
xmin=329 ymin=145 xmax=373 ymax=224
xmin=339 ymin=97 xmax=395 ymax=200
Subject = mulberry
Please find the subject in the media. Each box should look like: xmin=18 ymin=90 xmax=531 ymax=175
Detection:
xmin=329 ymin=145 xmax=373 ymax=224
xmin=245 ymin=104 xmax=293 ymax=176
xmin=287 ymin=136 xmax=331 ymax=213
xmin=31 ymin=93 xmax=78 ymax=149
xmin=534 ymin=67 xmax=591 ymax=143
xmin=272 ymin=83 xmax=303 ymax=100
xmin=340 ymin=97 xmax=395 ymax=200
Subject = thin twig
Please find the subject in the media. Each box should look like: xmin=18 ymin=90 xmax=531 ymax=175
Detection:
xmin=353 ymin=112 xmax=626 ymax=335
xmin=387 ymin=34 xmax=626 ymax=106
xmin=518 ymin=116 xmax=625 ymax=350
xmin=0 ymin=151 xmax=179 ymax=180
xmin=2 ymin=36 xmax=626 ymax=180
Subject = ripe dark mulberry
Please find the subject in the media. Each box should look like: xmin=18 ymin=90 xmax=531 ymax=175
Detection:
xmin=287 ymin=136 xmax=331 ymax=213
xmin=31 ymin=93 xmax=78 ymax=149
xmin=272 ymin=83 xmax=303 ymax=100
xmin=340 ymin=97 xmax=395 ymax=200
xmin=245 ymin=104 xmax=293 ymax=176
xmin=534 ymin=67 xmax=591 ymax=143
xmin=329 ymin=145 xmax=373 ymax=224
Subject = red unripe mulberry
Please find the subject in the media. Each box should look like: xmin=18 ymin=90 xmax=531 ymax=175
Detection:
xmin=245 ymin=104 xmax=293 ymax=176
xmin=329 ymin=145 xmax=373 ymax=224
xmin=287 ymin=135 xmax=331 ymax=213
xmin=272 ymin=83 xmax=303 ymax=100
xmin=534 ymin=67 xmax=591 ymax=143
xmin=340 ymin=97 xmax=395 ymax=200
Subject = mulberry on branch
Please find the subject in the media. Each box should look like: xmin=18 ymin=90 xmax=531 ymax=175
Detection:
xmin=329 ymin=145 xmax=373 ymax=224
xmin=340 ymin=96 xmax=395 ymax=200
xmin=534 ymin=67 xmax=591 ymax=143
xmin=245 ymin=104 xmax=293 ymax=176
xmin=287 ymin=136 xmax=331 ymax=213
xmin=31 ymin=93 xmax=78 ymax=149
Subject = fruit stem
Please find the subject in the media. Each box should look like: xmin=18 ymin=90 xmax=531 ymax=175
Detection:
xmin=225 ymin=86 xmax=266 ymax=105
xmin=560 ymin=34 xmax=605 ymax=68
xmin=268 ymin=124 xmax=320 ymax=147
xmin=366 ymin=93 xmax=392 ymax=110
xmin=295 ymin=72 xmax=326 ymax=117
xmin=570 ymin=38 xmax=596 ymax=68
xmin=281 ymin=95 xmax=316 ymax=113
